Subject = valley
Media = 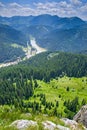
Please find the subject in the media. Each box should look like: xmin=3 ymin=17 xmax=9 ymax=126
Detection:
xmin=0 ymin=36 xmax=46 ymax=68
xmin=0 ymin=14 xmax=87 ymax=130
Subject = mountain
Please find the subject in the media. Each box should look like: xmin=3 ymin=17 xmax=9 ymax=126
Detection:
xmin=0 ymin=14 xmax=85 ymax=30
xmin=0 ymin=15 xmax=34 ymax=29
xmin=29 ymin=14 xmax=60 ymax=26
xmin=37 ymin=25 xmax=87 ymax=52
xmin=24 ymin=25 xmax=53 ymax=39
xmin=0 ymin=51 xmax=87 ymax=80
xmin=0 ymin=14 xmax=87 ymax=61
xmin=0 ymin=24 xmax=27 ymax=63
xmin=56 ymin=16 xmax=85 ymax=29
xmin=0 ymin=24 xmax=26 ymax=45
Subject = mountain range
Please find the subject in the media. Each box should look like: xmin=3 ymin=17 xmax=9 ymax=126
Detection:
xmin=0 ymin=14 xmax=87 ymax=62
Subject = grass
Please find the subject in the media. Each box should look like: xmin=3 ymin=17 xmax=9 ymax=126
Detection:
xmin=33 ymin=76 xmax=87 ymax=101
xmin=29 ymin=76 xmax=87 ymax=116
xmin=0 ymin=76 xmax=87 ymax=129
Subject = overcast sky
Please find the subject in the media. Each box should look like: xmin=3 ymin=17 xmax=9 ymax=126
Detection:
xmin=0 ymin=0 xmax=87 ymax=20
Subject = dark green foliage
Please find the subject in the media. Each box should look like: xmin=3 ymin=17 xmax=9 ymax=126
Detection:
xmin=64 ymin=108 xmax=75 ymax=119
xmin=32 ymin=101 xmax=40 ymax=113
xmin=0 ymin=52 xmax=87 ymax=118
xmin=0 ymin=51 xmax=87 ymax=82
xmin=53 ymin=107 xmax=58 ymax=116
xmin=41 ymin=94 xmax=46 ymax=106
xmin=34 ymin=80 xmax=38 ymax=88
xmin=0 ymin=79 xmax=34 ymax=105
xmin=56 ymin=101 xmax=59 ymax=107
xmin=66 ymin=87 xmax=70 ymax=91
xmin=64 ymin=97 xmax=79 ymax=118
xmin=0 ymin=24 xmax=26 ymax=63
xmin=81 ymin=99 xmax=86 ymax=105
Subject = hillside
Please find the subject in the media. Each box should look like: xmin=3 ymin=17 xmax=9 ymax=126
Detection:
xmin=0 ymin=15 xmax=87 ymax=53
xmin=0 ymin=51 xmax=87 ymax=80
xmin=37 ymin=25 xmax=87 ymax=52
xmin=0 ymin=24 xmax=27 ymax=63
xmin=0 ymin=24 xmax=26 ymax=46
xmin=0 ymin=52 xmax=87 ymax=129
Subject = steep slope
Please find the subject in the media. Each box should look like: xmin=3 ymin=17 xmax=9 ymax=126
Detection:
xmin=37 ymin=25 xmax=87 ymax=52
xmin=0 ymin=52 xmax=87 ymax=125
xmin=24 ymin=25 xmax=53 ymax=38
xmin=0 ymin=24 xmax=26 ymax=45
xmin=0 ymin=52 xmax=87 ymax=80
xmin=0 ymin=15 xmax=87 ymax=53
xmin=0 ymin=24 xmax=27 ymax=63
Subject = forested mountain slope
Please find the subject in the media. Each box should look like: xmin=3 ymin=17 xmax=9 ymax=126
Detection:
xmin=0 ymin=24 xmax=26 ymax=63
xmin=0 ymin=52 xmax=87 ymax=81
xmin=0 ymin=52 xmax=87 ymax=123
xmin=0 ymin=15 xmax=87 ymax=53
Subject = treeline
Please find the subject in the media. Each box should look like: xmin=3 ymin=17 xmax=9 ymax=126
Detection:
xmin=0 ymin=51 xmax=87 ymax=81
xmin=0 ymin=52 xmax=87 ymax=117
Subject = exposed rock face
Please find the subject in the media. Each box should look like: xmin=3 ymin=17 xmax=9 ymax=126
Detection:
xmin=56 ymin=124 xmax=70 ymax=130
xmin=42 ymin=121 xmax=56 ymax=130
xmin=62 ymin=118 xmax=79 ymax=130
xmin=10 ymin=120 xmax=37 ymax=130
xmin=73 ymin=105 xmax=87 ymax=128
xmin=42 ymin=120 xmax=70 ymax=130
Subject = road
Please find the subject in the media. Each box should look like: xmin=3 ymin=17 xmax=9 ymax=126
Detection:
xmin=0 ymin=37 xmax=46 ymax=68
xmin=30 ymin=37 xmax=46 ymax=54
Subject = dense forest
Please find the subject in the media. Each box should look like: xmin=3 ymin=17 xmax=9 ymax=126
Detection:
xmin=0 ymin=52 xmax=87 ymax=118
xmin=0 ymin=51 xmax=87 ymax=80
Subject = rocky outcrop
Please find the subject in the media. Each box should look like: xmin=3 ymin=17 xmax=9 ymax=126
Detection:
xmin=42 ymin=120 xmax=70 ymax=130
xmin=62 ymin=118 xmax=80 ymax=130
xmin=73 ymin=105 xmax=87 ymax=128
xmin=10 ymin=117 xmax=86 ymax=130
xmin=56 ymin=124 xmax=70 ymax=130
xmin=42 ymin=121 xmax=56 ymax=130
xmin=10 ymin=120 xmax=37 ymax=130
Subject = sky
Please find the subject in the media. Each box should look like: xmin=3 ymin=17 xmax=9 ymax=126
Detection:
xmin=0 ymin=0 xmax=87 ymax=20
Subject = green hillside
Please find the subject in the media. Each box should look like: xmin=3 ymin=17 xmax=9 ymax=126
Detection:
xmin=0 ymin=76 xmax=87 ymax=130
xmin=37 ymin=25 xmax=87 ymax=52
xmin=0 ymin=24 xmax=26 ymax=63
xmin=0 ymin=52 xmax=87 ymax=129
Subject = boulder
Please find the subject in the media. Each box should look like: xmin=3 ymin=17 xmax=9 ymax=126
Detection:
xmin=62 ymin=118 xmax=80 ymax=130
xmin=73 ymin=105 xmax=87 ymax=128
xmin=56 ymin=124 xmax=70 ymax=130
xmin=10 ymin=119 xmax=37 ymax=130
xmin=42 ymin=120 xmax=70 ymax=130
xmin=42 ymin=121 xmax=56 ymax=130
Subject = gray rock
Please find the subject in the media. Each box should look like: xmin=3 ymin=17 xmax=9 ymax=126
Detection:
xmin=56 ymin=124 xmax=70 ymax=130
xmin=73 ymin=105 xmax=87 ymax=128
xmin=10 ymin=119 xmax=37 ymax=130
xmin=62 ymin=118 xmax=79 ymax=130
xmin=42 ymin=120 xmax=70 ymax=130
xmin=42 ymin=121 xmax=56 ymax=130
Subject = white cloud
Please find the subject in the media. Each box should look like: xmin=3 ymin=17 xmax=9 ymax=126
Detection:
xmin=0 ymin=2 xmax=5 ymax=7
xmin=0 ymin=1 xmax=87 ymax=20
xmin=70 ymin=0 xmax=82 ymax=5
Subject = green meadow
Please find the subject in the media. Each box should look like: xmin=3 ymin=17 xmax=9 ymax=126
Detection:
xmin=0 ymin=76 xmax=87 ymax=129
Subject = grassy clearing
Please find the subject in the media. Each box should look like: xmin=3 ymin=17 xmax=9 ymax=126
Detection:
xmin=29 ymin=76 xmax=87 ymax=115
xmin=0 ymin=76 xmax=87 ymax=129
xmin=33 ymin=76 xmax=87 ymax=101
